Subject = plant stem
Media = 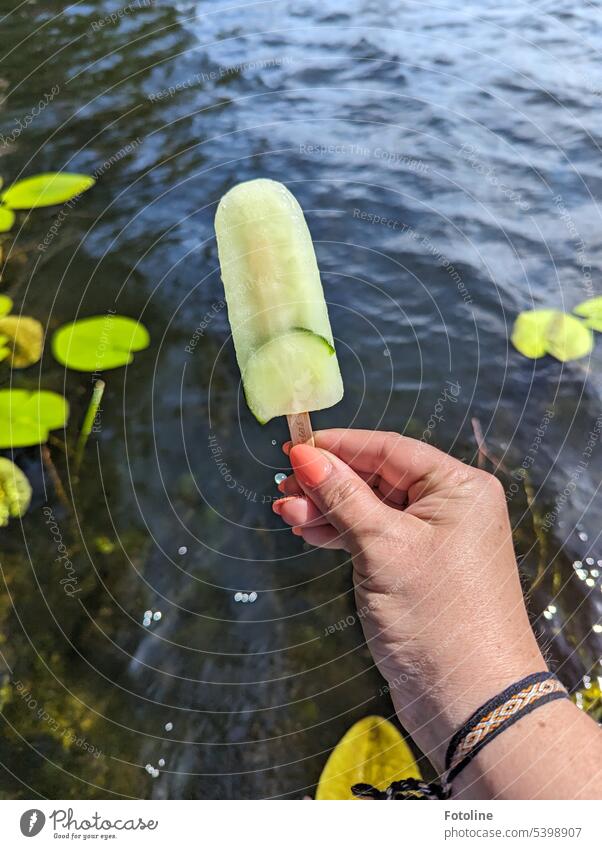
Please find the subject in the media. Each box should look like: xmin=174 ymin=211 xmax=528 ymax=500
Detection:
xmin=523 ymin=472 xmax=548 ymax=592
xmin=74 ymin=379 xmax=105 ymax=474
xmin=41 ymin=444 xmax=72 ymax=513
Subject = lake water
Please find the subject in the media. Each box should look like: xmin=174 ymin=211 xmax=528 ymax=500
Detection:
xmin=1 ymin=0 xmax=601 ymax=799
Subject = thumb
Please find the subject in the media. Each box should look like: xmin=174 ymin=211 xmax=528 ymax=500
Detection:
xmin=289 ymin=443 xmax=386 ymax=546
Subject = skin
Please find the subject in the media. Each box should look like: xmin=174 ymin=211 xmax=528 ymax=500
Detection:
xmin=273 ymin=429 xmax=602 ymax=799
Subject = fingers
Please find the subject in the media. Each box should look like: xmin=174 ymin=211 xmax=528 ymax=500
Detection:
xmin=272 ymin=495 xmax=346 ymax=548
xmin=277 ymin=471 xmax=407 ymax=509
xmin=277 ymin=475 xmax=304 ymax=497
xmin=288 ymin=443 xmax=387 ymax=545
xmin=312 ymin=429 xmax=462 ymax=495
xmin=293 ymin=525 xmax=348 ymax=550
xmin=273 ymin=496 xmax=329 ymax=527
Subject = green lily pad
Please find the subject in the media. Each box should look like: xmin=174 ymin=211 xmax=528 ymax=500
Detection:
xmin=1 ymin=173 xmax=95 ymax=210
xmin=0 ymin=457 xmax=32 ymax=526
xmin=0 ymin=207 xmax=15 ymax=232
xmin=0 ymin=295 xmax=12 ymax=317
xmin=574 ymin=296 xmax=602 ymax=332
xmin=0 ymin=315 xmax=44 ymax=367
xmin=52 ymin=315 xmax=150 ymax=372
xmin=511 ymin=309 xmax=593 ymax=362
xmin=0 ymin=389 xmax=69 ymax=448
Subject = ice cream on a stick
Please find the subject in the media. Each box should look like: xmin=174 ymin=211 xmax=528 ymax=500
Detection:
xmin=214 ymin=179 xmax=343 ymax=444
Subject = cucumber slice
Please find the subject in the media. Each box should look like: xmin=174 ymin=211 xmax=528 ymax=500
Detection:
xmin=242 ymin=329 xmax=344 ymax=424
xmin=215 ymin=179 xmax=337 ymax=362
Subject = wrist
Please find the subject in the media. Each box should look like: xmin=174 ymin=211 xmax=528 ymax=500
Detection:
xmin=387 ymin=641 xmax=547 ymax=773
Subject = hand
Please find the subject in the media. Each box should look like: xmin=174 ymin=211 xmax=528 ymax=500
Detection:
xmin=273 ymin=429 xmax=546 ymax=772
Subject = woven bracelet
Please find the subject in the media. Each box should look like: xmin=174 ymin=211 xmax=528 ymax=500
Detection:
xmin=443 ymin=670 xmax=568 ymax=792
xmin=350 ymin=671 xmax=568 ymax=800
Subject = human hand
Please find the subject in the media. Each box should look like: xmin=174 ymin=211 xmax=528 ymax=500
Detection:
xmin=273 ymin=429 xmax=546 ymax=771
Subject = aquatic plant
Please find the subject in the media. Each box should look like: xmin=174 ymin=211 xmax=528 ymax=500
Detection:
xmin=574 ymin=296 xmax=602 ymax=332
xmin=315 ymin=715 xmax=421 ymax=800
xmin=0 ymin=173 xmax=95 ymax=233
xmin=0 ymin=296 xmax=44 ymax=368
xmin=0 ymin=457 xmax=32 ymax=526
xmin=511 ymin=297 xmax=602 ymax=362
xmin=0 ymin=295 xmax=12 ymax=318
xmin=0 ymin=389 xmax=69 ymax=448
xmin=0 ymin=207 xmax=15 ymax=233
xmin=74 ymin=380 xmax=105 ymax=473
xmin=573 ymin=682 xmax=602 ymax=723
xmin=52 ymin=315 xmax=150 ymax=372
xmin=0 ymin=172 xmax=96 ymax=524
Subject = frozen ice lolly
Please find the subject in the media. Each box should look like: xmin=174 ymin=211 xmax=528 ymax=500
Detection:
xmin=214 ymin=179 xmax=343 ymax=435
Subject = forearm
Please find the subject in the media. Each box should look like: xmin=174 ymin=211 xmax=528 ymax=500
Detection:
xmin=452 ymin=698 xmax=602 ymax=799
xmin=388 ymin=641 xmax=546 ymax=776
xmin=382 ymin=593 xmax=548 ymax=776
xmin=389 ymin=656 xmax=602 ymax=799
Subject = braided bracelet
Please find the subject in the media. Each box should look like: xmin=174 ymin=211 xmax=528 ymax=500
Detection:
xmin=443 ymin=670 xmax=568 ymax=794
xmin=351 ymin=671 xmax=568 ymax=800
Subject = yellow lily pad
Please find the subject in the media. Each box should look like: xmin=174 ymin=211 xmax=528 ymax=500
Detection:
xmin=1 ymin=173 xmax=95 ymax=210
xmin=0 ymin=315 xmax=44 ymax=367
xmin=545 ymin=312 xmax=593 ymax=361
xmin=0 ymin=295 xmax=12 ymax=317
xmin=0 ymin=457 xmax=32 ymax=527
xmin=511 ymin=309 xmax=556 ymax=359
xmin=574 ymin=296 xmax=602 ymax=332
xmin=315 ymin=716 xmax=421 ymax=800
xmin=511 ymin=309 xmax=593 ymax=362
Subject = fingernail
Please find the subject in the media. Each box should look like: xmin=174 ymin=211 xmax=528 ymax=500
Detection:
xmin=272 ymin=500 xmax=283 ymax=515
xmin=290 ymin=444 xmax=331 ymax=488
xmin=282 ymin=441 xmax=292 ymax=456
xmin=277 ymin=480 xmax=286 ymax=493
xmin=292 ymin=526 xmax=303 ymax=536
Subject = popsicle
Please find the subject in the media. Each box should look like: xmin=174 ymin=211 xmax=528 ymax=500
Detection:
xmin=214 ymin=179 xmax=343 ymax=443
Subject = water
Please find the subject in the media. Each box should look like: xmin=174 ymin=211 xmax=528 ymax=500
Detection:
xmin=1 ymin=0 xmax=601 ymax=799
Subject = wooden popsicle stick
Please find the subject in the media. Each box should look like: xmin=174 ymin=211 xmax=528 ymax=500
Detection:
xmin=286 ymin=412 xmax=315 ymax=446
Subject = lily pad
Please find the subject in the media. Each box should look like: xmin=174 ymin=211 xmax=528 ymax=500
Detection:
xmin=511 ymin=309 xmax=593 ymax=362
xmin=1 ymin=173 xmax=95 ymax=210
xmin=315 ymin=716 xmax=421 ymax=800
xmin=574 ymin=296 xmax=602 ymax=332
xmin=0 ymin=207 xmax=15 ymax=232
xmin=52 ymin=314 xmax=150 ymax=372
xmin=0 ymin=457 xmax=32 ymax=526
xmin=0 ymin=389 xmax=69 ymax=448
xmin=511 ymin=310 xmax=556 ymax=359
xmin=0 ymin=315 xmax=44 ymax=367
xmin=0 ymin=295 xmax=12 ymax=317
